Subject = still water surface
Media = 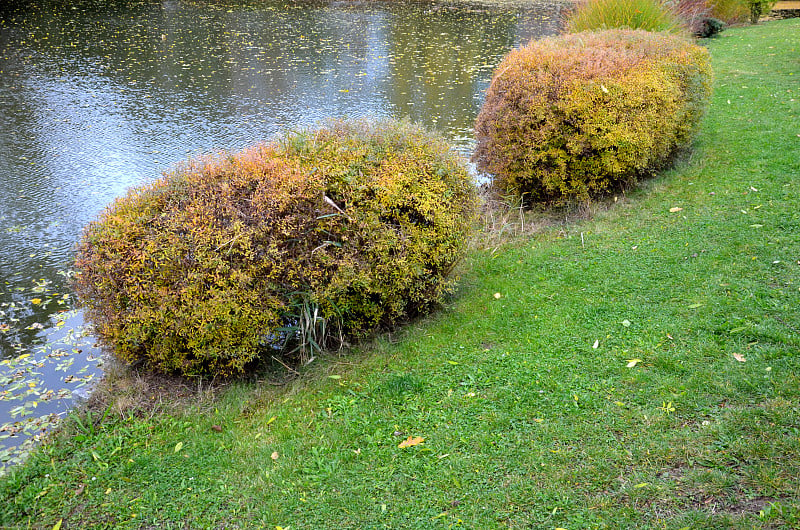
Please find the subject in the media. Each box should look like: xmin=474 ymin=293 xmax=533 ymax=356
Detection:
xmin=0 ymin=0 xmax=563 ymax=464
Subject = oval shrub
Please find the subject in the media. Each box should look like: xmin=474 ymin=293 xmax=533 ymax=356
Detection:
xmin=73 ymin=119 xmax=477 ymax=376
xmin=473 ymin=30 xmax=712 ymax=204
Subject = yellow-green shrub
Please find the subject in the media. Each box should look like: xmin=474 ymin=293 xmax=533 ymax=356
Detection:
xmin=73 ymin=119 xmax=477 ymax=376
xmin=473 ymin=30 xmax=712 ymax=204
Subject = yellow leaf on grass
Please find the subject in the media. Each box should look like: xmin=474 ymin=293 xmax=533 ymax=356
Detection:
xmin=669 ymin=207 xmax=683 ymax=213
xmin=31 ymin=298 xmax=42 ymax=305
xmin=733 ymin=353 xmax=746 ymax=362
xmin=626 ymin=359 xmax=642 ymax=368
xmin=398 ymin=436 xmax=424 ymax=448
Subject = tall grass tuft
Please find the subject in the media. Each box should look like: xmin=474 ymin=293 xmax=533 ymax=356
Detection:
xmin=564 ymin=0 xmax=691 ymax=34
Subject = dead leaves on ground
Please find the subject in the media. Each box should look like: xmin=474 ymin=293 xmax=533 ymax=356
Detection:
xmin=398 ymin=435 xmax=425 ymax=449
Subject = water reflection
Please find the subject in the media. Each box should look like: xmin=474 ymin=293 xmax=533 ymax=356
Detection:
xmin=0 ymin=0 xmax=563 ymax=464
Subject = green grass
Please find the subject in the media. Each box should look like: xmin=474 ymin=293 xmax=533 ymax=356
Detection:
xmin=2 ymin=18 xmax=800 ymax=529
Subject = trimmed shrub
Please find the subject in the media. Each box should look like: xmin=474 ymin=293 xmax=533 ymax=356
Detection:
xmin=473 ymin=30 xmax=712 ymax=204
xmin=73 ymin=119 xmax=477 ymax=376
xmin=697 ymin=16 xmax=726 ymax=38
xmin=564 ymin=0 xmax=691 ymax=34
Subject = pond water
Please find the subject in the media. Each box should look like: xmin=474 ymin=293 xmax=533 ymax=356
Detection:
xmin=0 ymin=0 xmax=564 ymax=467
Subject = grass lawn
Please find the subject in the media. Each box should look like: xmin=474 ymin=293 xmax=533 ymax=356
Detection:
xmin=1 ymin=18 xmax=799 ymax=529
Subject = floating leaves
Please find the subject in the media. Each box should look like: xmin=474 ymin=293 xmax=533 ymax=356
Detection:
xmin=0 ymin=303 xmax=101 ymax=474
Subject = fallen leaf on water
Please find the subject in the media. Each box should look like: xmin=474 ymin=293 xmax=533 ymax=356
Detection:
xmin=398 ymin=435 xmax=424 ymax=448
xmin=669 ymin=207 xmax=683 ymax=213
xmin=626 ymin=359 xmax=642 ymax=368
xmin=733 ymin=353 xmax=746 ymax=362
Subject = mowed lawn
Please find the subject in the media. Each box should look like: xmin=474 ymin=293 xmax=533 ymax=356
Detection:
xmin=1 ymin=17 xmax=799 ymax=529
